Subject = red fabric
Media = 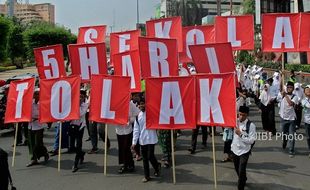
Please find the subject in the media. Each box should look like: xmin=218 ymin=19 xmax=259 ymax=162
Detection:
xmin=139 ymin=37 xmax=179 ymax=78
xmin=299 ymin=13 xmax=310 ymax=52
xmin=179 ymin=25 xmax=215 ymax=63
xmin=113 ymin=50 xmax=142 ymax=92
xmin=145 ymin=76 xmax=196 ymax=130
xmin=196 ymin=73 xmax=236 ymax=127
xmin=34 ymin=44 xmax=66 ymax=79
xmin=215 ymin=15 xmax=254 ymax=50
xmin=4 ymin=78 xmax=35 ymax=123
xmin=262 ymin=13 xmax=300 ymax=52
xmin=89 ymin=75 xmax=131 ymax=125
xmin=68 ymin=43 xmax=108 ymax=82
xmin=77 ymin=25 xmax=107 ymax=44
xmin=146 ymin=16 xmax=183 ymax=52
xmin=39 ymin=76 xmax=81 ymax=122
xmin=189 ymin=43 xmax=235 ymax=74
xmin=0 ymin=80 xmax=5 ymax=87
xmin=110 ymin=30 xmax=140 ymax=65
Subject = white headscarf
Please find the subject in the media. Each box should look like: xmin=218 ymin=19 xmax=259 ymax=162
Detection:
xmin=294 ymin=83 xmax=304 ymax=102
xmin=259 ymin=84 xmax=271 ymax=106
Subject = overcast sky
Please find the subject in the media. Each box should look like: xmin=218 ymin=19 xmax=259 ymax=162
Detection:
xmin=28 ymin=0 xmax=161 ymax=34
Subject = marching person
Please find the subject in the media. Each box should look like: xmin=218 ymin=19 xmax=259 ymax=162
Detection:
xmin=27 ymin=89 xmax=49 ymax=167
xmin=71 ymin=90 xmax=89 ymax=172
xmin=188 ymin=125 xmax=208 ymax=154
xmin=293 ymin=83 xmax=303 ymax=129
xmin=301 ymin=86 xmax=310 ymax=158
xmin=132 ymin=98 xmax=161 ymax=183
xmin=259 ymin=83 xmax=276 ymax=135
xmin=231 ymin=106 xmax=256 ymax=190
xmin=277 ymin=81 xmax=299 ymax=157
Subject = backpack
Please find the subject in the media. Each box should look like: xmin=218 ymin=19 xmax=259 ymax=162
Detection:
xmin=245 ymin=120 xmax=255 ymax=153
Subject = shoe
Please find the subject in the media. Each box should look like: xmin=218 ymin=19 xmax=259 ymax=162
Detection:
xmin=87 ymin=148 xmax=99 ymax=154
xmin=80 ymin=152 xmax=85 ymax=164
xmin=26 ymin=160 xmax=38 ymax=167
xmin=135 ymin=155 xmax=142 ymax=161
xmin=289 ymin=152 xmax=295 ymax=158
xmin=44 ymin=154 xmax=49 ymax=162
xmin=163 ymin=161 xmax=170 ymax=168
xmin=154 ymin=163 xmax=161 ymax=177
xmin=221 ymin=157 xmax=232 ymax=163
xmin=85 ymin=137 xmax=91 ymax=142
xmin=118 ymin=166 xmax=127 ymax=174
xmin=142 ymin=177 xmax=151 ymax=183
xmin=188 ymin=148 xmax=195 ymax=154
xmin=282 ymin=141 xmax=287 ymax=150
xmin=72 ymin=165 xmax=79 ymax=173
xmin=49 ymin=150 xmax=58 ymax=156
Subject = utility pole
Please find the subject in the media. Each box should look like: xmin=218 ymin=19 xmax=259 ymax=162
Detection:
xmin=217 ymin=0 xmax=221 ymax=16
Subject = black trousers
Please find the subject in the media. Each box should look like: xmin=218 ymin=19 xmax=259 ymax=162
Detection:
xmin=117 ymin=133 xmax=134 ymax=168
xmin=28 ymin=129 xmax=48 ymax=161
xmin=295 ymin=104 xmax=302 ymax=128
xmin=16 ymin=122 xmax=28 ymax=144
xmin=71 ymin=125 xmax=85 ymax=167
xmin=141 ymin=144 xmax=160 ymax=178
xmin=233 ymin=152 xmax=250 ymax=190
xmin=191 ymin=125 xmax=208 ymax=150
xmin=261 ymin=103 xmax=276 ymax=134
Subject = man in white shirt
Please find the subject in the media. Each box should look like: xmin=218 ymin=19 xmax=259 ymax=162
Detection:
xmin=301 ymin=86 xmax=310 ymax=158
xmin=277 ymin=81 xmax=299 ymax=157
xmin=231 ymin=106 xmax=256 ymax=190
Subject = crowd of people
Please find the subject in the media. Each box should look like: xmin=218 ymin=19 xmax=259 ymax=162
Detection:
xmin=0 ymin=64 xmax=310 ymax=190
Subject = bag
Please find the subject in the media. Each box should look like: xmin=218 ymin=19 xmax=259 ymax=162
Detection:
xmin=245 ymin=120 xmax=255 ymax=153
xmin=222 ymin=128 xmax=233 ymax=142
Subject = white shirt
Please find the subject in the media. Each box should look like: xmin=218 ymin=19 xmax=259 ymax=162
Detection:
xmin=231 ymin=119 xmax=256 ymax=156
xmin=277 ymin=93 xmax=298 ymax=121
xmin=302 ymin=97 xmax=310 ymax=124
xmin=132 ymin=111 xmax=158 ymax=146
xmin=115 ymin=101 xmax=140 ymax=135
xmin=28 ymin=101 xmax=45 ymax=131
xmin=71 ymin=101 xmax=88 ymax=130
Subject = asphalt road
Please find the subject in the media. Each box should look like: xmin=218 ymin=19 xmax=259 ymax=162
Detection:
xmin=0 ymin=66 xmax=38 ymax=81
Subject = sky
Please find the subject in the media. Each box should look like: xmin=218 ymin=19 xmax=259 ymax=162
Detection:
xmin=27 ymin=0 xmax=161 ymax=34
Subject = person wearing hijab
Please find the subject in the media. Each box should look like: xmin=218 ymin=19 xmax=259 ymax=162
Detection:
xmin=293 ymin=83 xmax=304 ymax=129
xmin=259 ymin=83 xmax=276 ymax=135
xmin=301 ymin=86 xmax=310 ymax=158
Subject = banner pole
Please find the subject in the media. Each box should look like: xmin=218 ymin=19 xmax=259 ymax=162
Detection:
xmin=171 ymin=130 xmax=176 ymax=184
xmin=58 ymin=122 xmax=62 ymax=172
xmin=212 ymin=127 xmax=218 ymax=189
xmin=104 ymin=123 xmax=108 ymax=176
xmin=12 ymin=123 xmax=18 ymax=167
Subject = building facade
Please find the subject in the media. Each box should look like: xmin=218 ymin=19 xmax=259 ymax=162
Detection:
xmin=0 ymin=0 xmax=55 ymax=24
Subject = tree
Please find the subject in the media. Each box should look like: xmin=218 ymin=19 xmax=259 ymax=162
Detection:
xmin=0 ymin=16 xmax=11 ymax=63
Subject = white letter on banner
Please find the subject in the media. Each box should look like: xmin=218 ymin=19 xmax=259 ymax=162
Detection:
xmin=15 ymin=83 xmax=28 ymax=118
xmin=84 ymin=29 xmax=98 ymax=43
xmin=100 ymin=79 xmax=115 ymax=119
xmin=119 ymin=34 xmax=131 ymax=53
xmin=149 ymin=41 xmax=169 ymax=77
xmin=205 ymin=48 xmax=220 ymax=74
xmin=51 ymin=81 xmax=71 ymax=119
xmin=42 ymin=49 xmax=59 ymax=79
xmin=122 ymin=55 xmax=136 ymax=89
xmin=78 ymin=47 xmax=99 ymax=80
xmin=186 ymin=29 xmax=205 ymax=59
xmin=227 ymin=18 xmax=241 ymax=47
xmin=155 ymin=21 xmax=172 ymax=38
xmin=159 ymin=82 xmax=185 ymax=124
xmin=272 ymin=17 xmax=294 ymax=49
xmin=200 ymin=79 xmax=224 ymax=124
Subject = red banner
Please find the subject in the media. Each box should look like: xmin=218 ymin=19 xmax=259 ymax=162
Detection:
xmin=262 ymin=13 xmax=300 ymax=52
xmin=39 ymin=76 xmax=81 ymax=122
xmin=196 ymin=73 xmax=236 ymax=127
xmin=89 ymin=75 xmax=131 ymax=125
xmin=4 ymin=78 xmax=35 ymax=123
xmin=34 ymin=44 xmax=66 ymax=79
xmin=179 ymin=25 xmax=215 ymax=63
xmin=139 ymin=37 xmax=178 ymax=78
xmin=299 ymin=13 xmax=310 ymax=52
xmin=77 ymin=25 xmax=107 ymax=44
xmin=68 ymin=43 xmax=108 ymax=82
xmin=146 ymin=16 xmax=183 ymax=52
xmin=110 ymin=30 xmax=140 ymax=65
xmin=145 ymin=76 xmax=196 ymax=130
xmin=113 ymin=50 xmax=141 ymax=92
xmin=189 ymin=43 xmax=235 ymax=74
xmin=215 ymin=15 xmax=254 ymax=50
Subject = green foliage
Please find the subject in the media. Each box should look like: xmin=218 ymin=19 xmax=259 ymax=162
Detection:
xmin=0 ymin=16 xmax=12 ymax=62
xmin=285 ymin=64 xmax=310 ymax=73
xmin=23 ymin=21 xmax=77 ymax=59
xmin=236 ymin=50 xmax=255 ymax=64
xmin=0 ymin=65 xmax=16 ymax=72
xmin=242 ymin=0 xmax=255 ymax=15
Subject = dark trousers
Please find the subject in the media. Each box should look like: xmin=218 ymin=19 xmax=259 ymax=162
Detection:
xmin=71 ymin=125 xmax=85 ymax=167
xmin=53 ymin=122 xmax=69 ymax=151
xmin=261 ymin=103 xmax=276 ymax=134
xmin=16 ymin=122 xmax=28 ymax=144
xmin=233 ymin=152 xmax=250 ymax=190
xmin=141 ymin=144 xmax=160 ymax=178
xmin=0 ymin=150 xmax=9 ymax=190
xmin=305 ymin=123 xmax=310 ymax=151
xmin=158 ymin=130 xmax=171 ymax=162
xmin=295 ymin=105 xmax=302 ymax=128
xmin=28 ymin=129 xmax=47 ymax=161
xmin=191 ymin=125 xmax=208 ymax=150
xmin=90 ymin=122 xmax=110 ymax=149
xmin=117 ymin=133 xmax=134 ymax=168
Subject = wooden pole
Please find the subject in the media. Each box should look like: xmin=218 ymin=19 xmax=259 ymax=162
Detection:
xmin=58 ymin=122 xmax=62 ymax=172
xmin=212 ymin=127 xmax=218 ymax=189
xmin=281 ymin=53 xmax=285 ymax=91
xmin=171 ymin=130 xmax=176 ymax=184
xmin=12 ymin=123 xmax=18 ymax=167
xmin=104 ymin=124 xmax=108 ymax=176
